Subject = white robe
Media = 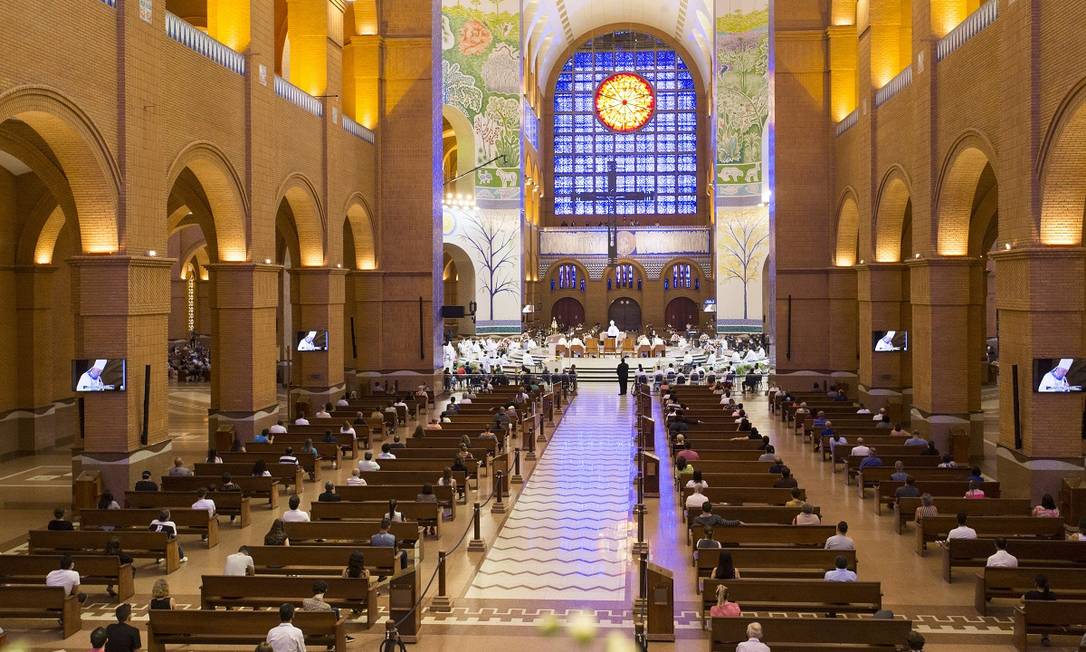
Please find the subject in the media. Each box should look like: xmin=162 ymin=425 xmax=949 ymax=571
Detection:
xmin=606 ymin=324 xmax=620 ymax=337
xmin=76 ymin=371 xmax=106 ymax=392
xmin=874 ymin=338 xmax=898 ymax=352
xmin=297 ymin=337 xmax=319 ymax=351
xmin=1038 ymin=371 xmax=1072 ymax=392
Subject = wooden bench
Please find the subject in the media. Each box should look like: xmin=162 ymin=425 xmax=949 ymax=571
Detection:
xmin=697 ymin=548 xmax=856 ymax=579
xmin=147 ymin=610 xmax=345 ymax=652
xmin=335 ymin=484 xmax=456 ymax=509
xmin=247 ymin=440 xmax=342 ymax=468
xmin=358 ymin=469 xmax=470 ymax=488
xmin=855 ymin=464 xmax=971 ymax=491
xmin=29 ymin=530 xmax=181 ymax=573
xmin=80 ymin=508 xmax=220 ymax=548
xmin=895 ymin=497 xmax=1031 ymax=534
xmin=701 ymin=578 xmax=882 ymax=619
xmin=311 ymin=500 xmax=440 ymax=525
xmin=689 ymin=524 xmax=836 ymax=551
xmin=684 ymin=505 xmax=821 ymax=525
xmin=711 ymin=615 xmax=911 ymax=652
xmin=944 ymin=539 xmax=1086 ymax=582
xmin=277 ymin=429 xmax=362 ymax=456
xmin=680 ymin=475 xmax=785 ymax=498
xmin=247 ymin=545 xmax=401 ymax=577
xmin=875 ymin=480 xmax=1001 ymax=514
xmin=125 ymin=491 xmax=252 ymax=527
xmin=0 ymin=554 xmax=134 ymax=601
xmin=916 ymin=516 xmax=1065 ymax=555
xmin=200 ymin=574 xmax=378 ymax=627
xmin=976 ymin=567 xmax=1086 ymax=615
xmin=212 ymin=455 xmax=314 ymax=486
xmin=1013 ymin=599 xmax=1086 ymax=652
xmin=160 ymin=475 xmax=280 ymax=508
xmin=696 ymin=487 xmax=806 ymax=506
xmin=0 ymin=586 xmax=82 ymax=638
xmin=283 ymin=520 xmax=420 ymax=547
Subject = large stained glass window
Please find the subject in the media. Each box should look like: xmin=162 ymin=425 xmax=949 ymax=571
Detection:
xmin=553 ymin=31 xmax=698 ymax=217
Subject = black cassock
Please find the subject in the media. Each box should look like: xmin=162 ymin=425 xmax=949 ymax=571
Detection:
xmin=617 ymin=361 xmax=629 ymax=395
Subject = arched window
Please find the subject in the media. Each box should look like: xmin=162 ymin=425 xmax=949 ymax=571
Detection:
xmin=614 ymin=264 xmax=635 ymax=289
xmin=670 ymin=263 xmax=693 ymax=289
xmin=552 ymin=31 xmax=698 ymax=217
xmin=556 ymin=264 xmax=579 ymax=289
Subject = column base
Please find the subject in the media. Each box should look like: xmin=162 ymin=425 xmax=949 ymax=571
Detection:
xmin=74 ymin=439 xmax=176 ymax=508
xmin=429 ymin=596 xmax=452 ymax=613
xmin=856 ymin=387 xmax=907 ymax=423
xmin=510 ymin=474 xmax=523 ymax=484
xmin=290 ymin=385 xmax=346 ymax=420
xmin=467 ymin=539 xmax=486 ymax=552
xmin=631 ymin=541 xmax=649 ymax=555
xmin=996 ymin=446 xmax=1085 ymax=502
xmin=910 ymin=409 xmax=985 ymax=462
xmin=491 ymin=502 xmax=507 ymax=514
xmin=525 ymin=451 xmax=537 ymax=461
xmin=209 ymin=405 xmax=279 ymax=446
xmin=0 ymin=400 xmax=78 ymax=460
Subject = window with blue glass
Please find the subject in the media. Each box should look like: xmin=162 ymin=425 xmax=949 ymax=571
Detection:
xmin=552 ymin=31 xmax=698 ymax=216
xmin=670 ymin=264 xmax=693 ymax=289
xmin=613 ymin=264 xmax=635 ymax=289
xmin=556 ymin=264 xmax=578 ymax=289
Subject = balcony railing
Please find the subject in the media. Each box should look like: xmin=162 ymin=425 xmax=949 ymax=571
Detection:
xmin=100 ymin=0 xmax=116 ymax=6
xmin=835 ymin=109 xmax=859 ymax=137
xmin=165 ymin=12 xmax=245 ymax=75
xmin=874 ymin=65 xmax=912 ymax=108
xmin=274 ymin=76 xmax=323 ymax=117
xmin=342 ymin=115 xmax=375 ymax=144
xmin=937 ymin=0 xmax=999 ymax=61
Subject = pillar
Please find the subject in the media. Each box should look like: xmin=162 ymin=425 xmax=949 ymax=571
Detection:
xmin=857 ymin=263 xmax=910 ymax=419
xmin=827 ymin=25 xmax=858 ymax=122
xmin=207 ymin=263 xmax=280 ymax=444
xmin=992 ymin=247 xmax=1086 ymax=500
xmin=343 ymin=35 xmax=381 ymax=129
xmin=14 ymin=266 xmax=63 ymax=452
xmin=207 ymin=0 xmax=252 ymax=51
xmin=290 ymin=268 xmax=346 ymax=412
xmin=69 ymin=256 xmax=172 ymax=504
xmin=286 ymin=0 xmax=342 ymax=97
xmin=907 ymin=257 xmax=984 ymax=456
xmin=826 ymin=266 xmax=860 ymax=391
xmin=348 ymin=270 xmax=384 ymax=373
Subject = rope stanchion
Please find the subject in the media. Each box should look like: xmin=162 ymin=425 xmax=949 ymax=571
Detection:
xmin=491 ymin=471 xmax=506 ymax=513
xmin=429 ymin=551 xmax=452 ymax=612
xmin=634 ymin=551 xmax=648 ymax=615
xmin=524 ymin=418 xmax=537 ymax=461
xmin=468 ymin=502 xmax=486 ymax=551
xmin=510 ymin=448 xmax=523 ymax=484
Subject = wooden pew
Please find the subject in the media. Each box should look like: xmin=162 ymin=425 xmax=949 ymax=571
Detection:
xmin=359 ymin=469 xmax=469 ymax=488
xmin=29 ymin=530 xmax=181 ymax=573
xmin=125 ymin=491 xmax=252 ymax=527
xmin=247 ymin=440 xmax=342 ymax=468
xmin=701 ymin=578 xmax=882 ymax=619
xmin=710 ymin=616 xmax=911 ymax=652
xmin=283 ymin=520 xmax=420 ymax=547
xmin=276 ymin=429 xmax=362 ymax=456
xmin=0 ymin=586 xmax=82 ymax=638
xmin=212 ymin=455 xmax=314 ymax=485
xmin=372 ymin=458 xmax=480 ymax=475
xmin=976 ymin=567 xmax=1086 ymax=615
xmin=695 ymin=487 xmax=806 ymax=506
xmin=895 ymin=497 xmax=1031 ymax=534
xmin=682 ymin=460 xmax=774 ymax=474
xmin=311 ymin=500 xmax=440 ymax=525
xmin=680 ymin=474 xmax=784 ymax=494
xmin=161 ymin=475 xmax=281 ymax=508
xmin=335 ymin=484 xmax=455 ymax=506
xmin=685 ymin=505 xmax=821 ymax=525
xmin=147 ymin=610 xmax=345 ymax=652
xmin=689 ymin=524 xmax=836 ymax=550
xmin=916 ymin=516 xmax=1065 ymax=555
xmin=79 ymin=508 xmax=220 ymax=548
xmin=0 ymin=554 xmax=134 ymax=601
xmin=1013 ymin=600 xmax=1086 ymax=652
xmin=200 ymin=575 xmax=378 ymax=627
xmin=697 ymin=548 xmax=855 ymax=579
xmin=247 ymin=545 xmax=400 ymax=577
xmin=875 ymin=480 xmax=1001 ymax=514
xmin=854 ymin=463 xmax=970 ymax=490
xmin=944 ymin=539 xmax=1086 ymax=582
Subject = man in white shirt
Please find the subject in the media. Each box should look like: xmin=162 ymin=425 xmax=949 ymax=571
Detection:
xmin=824 ymin=521 xmax=855 ymax=550
xmin=850 ymin=438 xmax=871 ymax=457
xmin=824 ymin=556 xmax=858 ymax=582
xmin=986 ymin=538 xmax=1018 ymax=568
xmin=377 ymin=443 xmax=397 ymax=460
xmin=191 ymin=489 xmax=216 ymax=517
xmin=357 ymin=452 xmax=381 ymax=471
xmin=269 ymin=421 xmax=288 ymax=435
xmin=856 ymin=405 xmax=872 ymax=415
xmin=294 ymin=415 xmax=310 ymax=426
xmin=685 ymin=488 xmax=709 ymax=510
xmin=873 ymin=408 xmax=887 ymax=421
xmin=223 ymin=546 xmax=255 ymax=576
xmin=335 ymin=397 xmax=350 ymax=407
xmin=315 ymin=406 xmax=331 ymax=419
xmin=735 ymin=622 xmax=771 ymax=652
xmin=266 ymin=603 xmax=307 ymax=652
xmin=947 ymin=512 xmax=978 ymax=539
xmin=281 ymin=494 xmax=310 ymax=523
xmin=45 ymin=556 xmax=82 ymax=597
xmin=346 ymin=469 xmax=367 ymax=486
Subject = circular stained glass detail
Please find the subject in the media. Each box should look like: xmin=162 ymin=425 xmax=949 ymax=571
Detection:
xmin=594 ymin=72 xmax=655 ymax=133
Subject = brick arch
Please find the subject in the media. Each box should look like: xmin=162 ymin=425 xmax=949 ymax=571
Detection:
xmin=934 ymin=131 xmax=999 ymax=256
xmin=0 ymin=130 xmax=79 ymax=265
xmin=1039 ymin=80 xmax=1086 ymax=246
xmin=873 ymin=167 xmax=912 ymax=263
xmin=834 ymin=188 xmax=861 ymax=266
xmin=610 ymin=257 xmax=650 ymax=283
xmin=343 ymin=194 xmax=377 ymax=270
xmin=276 ymin=174 xmax=326 ymax=267
xmin=0 ymin=85 xmax=120 ymax=256
xmin=178 ymin=240 xmax=211 ymax=280
xmin=166 ymin=141 xmax=249 ymax=263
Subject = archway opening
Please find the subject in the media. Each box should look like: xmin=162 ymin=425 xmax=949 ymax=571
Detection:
xmin=665 ymin=297 xmax=699 ymax=331
xmin=552 ymin=297 xmax=586 ymax=331
xmin=442 ymin=243 xmax=476 ymax=338
xmin=608 ymin=297 xmax=642 ymax=332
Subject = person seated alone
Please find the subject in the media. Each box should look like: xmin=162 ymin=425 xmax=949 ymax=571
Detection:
xmin=224 ymin=545 xmax=255 ymax=576
xmin=850 ymin=438 xmax=871 ymax=457
xmin=302 ymin=580 xmax=337 ymax=616
xmin=876 ymin=415 xmax=893 ymax=429
xmin=757 ymin=446 xmax=776 ymax=463
xmin=1033 ymin=493 xmax=1060 ymax=518
xmin=890 ymin=423 xmax=908 ymax=437
xmin=947 ymin=512 xmax=977 ymax=539
xmin=937 ymin=454 xmax=958 ymax=469
xmin=914 ymin=493 xmax=938 ymax=523
xmin=48 ymin=507 xmax=74 ymax=531
xmin=785 ymin=488 xmax=805 ymax=508
xmin=685 ymin=470 xmax=709 ymax=492
xmin=278 ymin=447 xmax=299 ymax=466
xmin=685 ymin=486 xmax=710 ymax=510
xmin=824 ymin=521 xmax=855 ymax=550
xmin=963 ymin=480 xmax=986 ymax=499
xmin=377 ymin=443 xmax=397 ymax=460
xmin=134 ymin=470 xmax=158 ymax=492
xmin=168 ymin=457 xmax=192 ymax=477
xmin=895 ymin=476 xmax=921 ymax=500
xmin=824 ymin=555 xmax=857 ymax=582
xmin=191 ymin=488 xmax=216 ymax=517
xmin=858 ymin=448 xmax=883 ymax=471
xmin=986 ymin=538 xmax=1018 ymax=568
xmin=45 ymin=555 xmax=85 ymax=603
xmin=318 ymin=482 xmax=341 ymax=502
xmin=266 ymin=603 xmax=306 ymax=652
xmin=676 ymin=442 xmax=700 ymax=464
xmin=890 ymin=460 xmax=908 ymax=482
xmin=371 ymin=518 xmax=408 ymax=570
xmin=269 ymin=421 xmax=288 ymax=435
xmin=792 ymin=503 xmax=821 ymax=525
xmin=357 ymin=451 xmax=381 ymax=471
xmin=773 ymin=467 xmax=798 ymax=489
xmin=282 ymin=494 xmax=310 ymax=522
xmin=347 ymin=469 xmax=366 ymax=486
xmin=904 ymin=431 xmax=928 ymax=447
xmin=708 ymin=583 xmax=741 ymax=618
xmin=88 ymin=627 xmax=108 ymax=652
xmin=694 ymin=527 xmax=722 ymax=561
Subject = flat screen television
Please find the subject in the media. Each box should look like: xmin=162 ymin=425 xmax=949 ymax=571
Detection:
xmin=1034 ymin=358 xmax=1086 ymax=393
xmin=296 ymin=330 xmax=329 ymax=352
xmin=72 ymin=359 xmax=126 ymax=392
xmin=872 ymin=330 xmax=908 ymax=352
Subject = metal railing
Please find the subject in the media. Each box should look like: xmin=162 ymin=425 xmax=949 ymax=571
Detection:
xmin=274 ymin=76 xmax=323 ymax=117
xmin=835 ymin=109 xmax=859 ymax=137
xmin=164 ymin=11 xmax=245 ymax=76
xmin=937 ymin=0 xmax=999 ymax=61
xmin=874 ymin=65 xmax=912 ymax=108
xmin=342 ymin=115 xmax=375 ymax=144
xmin=100 ymin=0 xmax=116 ymax=6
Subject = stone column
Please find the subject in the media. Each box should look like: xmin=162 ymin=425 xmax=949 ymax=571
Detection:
xmin=826 ymin=266 xmax=860 ymax=392
xmin=289 ymin=267 xmax=346 ymax=413
xmin=992 ymin=247 xmax=1086 ymax=499
xmin=14 ymin=265 xmax=63 ymax=451
xmin=907 ymin=257 xmax=984 ymax=457
xmin=169 ymin=277 xmax=188 ymax=340
xmin=207 ymin=262 xmax=280 ymax=444
xmin=347 ymin=269 xmax=384 ymax=373
xmin=857 ymin=263 xmax=911 ymax=420
xmin=68 ymin=256 xmax=172 ymax=504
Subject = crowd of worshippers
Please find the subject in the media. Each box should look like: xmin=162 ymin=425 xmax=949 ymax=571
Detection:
xmin=167 ymin=340 xmax=210 ymax=382
xmin=443 ymin=364 xmax=576 ymax=394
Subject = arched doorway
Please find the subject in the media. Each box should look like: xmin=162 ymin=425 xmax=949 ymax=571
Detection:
xmin=552 ymin=297 xmax=585 ymax=330
xmin=609 ymin=298 xmax=642 ymax=332
xmin=442 ymin=243 xmax=476 ymax=337
xmin=665 ymin=297 xmax=699 ymax=331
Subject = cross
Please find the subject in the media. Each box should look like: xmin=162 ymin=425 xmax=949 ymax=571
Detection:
xmin=573 ymin=160 xmax=655 ymax=263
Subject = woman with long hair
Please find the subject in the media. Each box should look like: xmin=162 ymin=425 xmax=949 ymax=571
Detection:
xmin=264 ymin=518 xmax=289 ymax=546
xmin=712 ymin=551 xmax=740 ymax=580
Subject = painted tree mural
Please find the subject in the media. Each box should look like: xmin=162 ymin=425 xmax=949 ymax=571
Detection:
xmin=461 ymin=213 xmax=519 ymax=320
xmin=719 ymin=211 xmax=769 ymax=319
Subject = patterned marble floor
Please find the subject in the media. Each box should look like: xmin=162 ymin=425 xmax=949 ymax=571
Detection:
xmin=466 ymin=384 xmax=635 ymax=601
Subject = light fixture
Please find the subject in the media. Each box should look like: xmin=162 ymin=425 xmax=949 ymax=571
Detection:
xmin=264 ymin=258 xmax=272 ymax=265
xmin=914 ymin=253 xmax=921 ymax=259
xmin=147 ymin=250 xmax=157 ymax=257
xmin=1004 ymin=242 xmax=1012 ymax=250
xmin=336 ymin=263 xmax=342 ymax=268
xmin=859 ymin=259 xmax=865 ymax=265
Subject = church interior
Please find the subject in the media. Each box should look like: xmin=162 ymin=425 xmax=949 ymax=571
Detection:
xmin=0 ymin=0 xmax=1085 ymax=650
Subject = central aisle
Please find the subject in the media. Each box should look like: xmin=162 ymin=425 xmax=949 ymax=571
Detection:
xmin=466 ymin=384 xmax=635 ymax=601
